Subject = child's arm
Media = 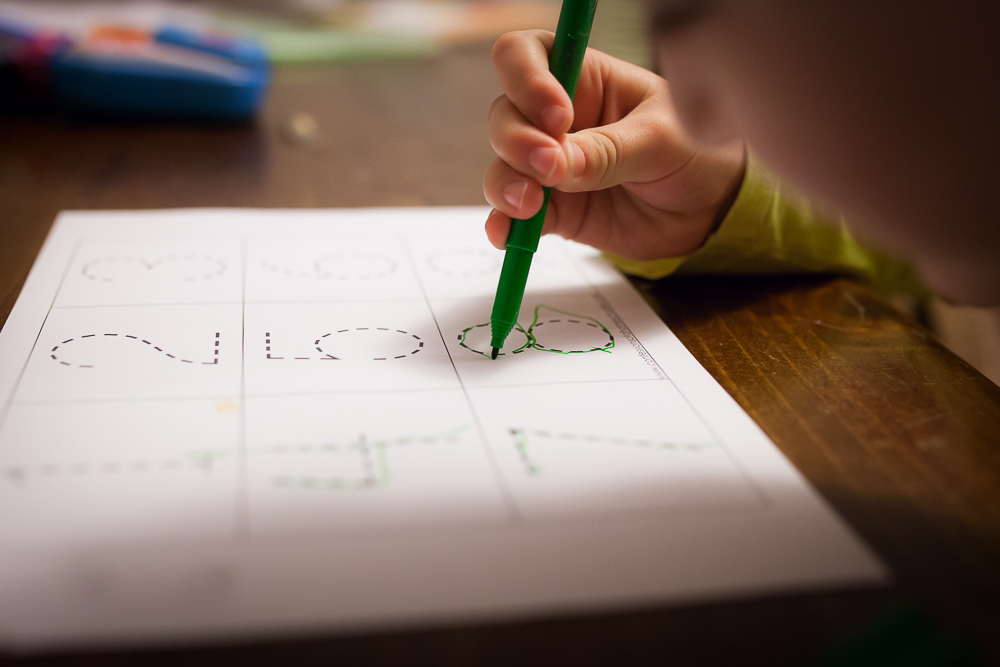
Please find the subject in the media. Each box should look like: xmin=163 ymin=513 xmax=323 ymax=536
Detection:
xmin=610 ymin=153 xmax=928 ymax=298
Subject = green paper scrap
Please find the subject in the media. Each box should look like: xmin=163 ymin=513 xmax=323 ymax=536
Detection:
xmin=259 ymin=30 xmax=438 ymax=63
xmin=213 ymin=11 xmax=438 ymax=64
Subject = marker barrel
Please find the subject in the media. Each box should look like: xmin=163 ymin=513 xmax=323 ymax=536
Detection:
xmin=487 ymin=0 xmax=598 ymax=355
xmin=489 ymin=247 xmax=534 ymax=351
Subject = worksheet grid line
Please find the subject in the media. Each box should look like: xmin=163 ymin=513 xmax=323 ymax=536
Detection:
xmin=235 ymin=236 xmax=250 ymax=540
xmin=398 ymin=234 xmax=523 ymax=524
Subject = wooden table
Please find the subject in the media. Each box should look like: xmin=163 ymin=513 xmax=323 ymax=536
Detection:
xmin=2 ymin=44 xmax=1000 ymax=666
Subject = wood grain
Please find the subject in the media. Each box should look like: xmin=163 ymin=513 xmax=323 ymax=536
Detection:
xmin=639 ymin=275 xmax=1000 ymax=658
xmin=1 ymin=45 xmax=999 ymax=665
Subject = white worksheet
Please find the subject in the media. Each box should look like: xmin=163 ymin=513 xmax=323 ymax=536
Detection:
xmin=0 ymin=207 xmax=886 ymax=650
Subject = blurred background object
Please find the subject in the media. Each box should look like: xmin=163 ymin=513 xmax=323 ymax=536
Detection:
xmin=280 ymin=109 xmax=321 ymax=146
xmin=585 ymin=0 xmax=651 ymax=70
xmin=0 ymin=0 xmax=270 ymax=119
xmin=929 ymin=301 xmax=1000 ymax=386
xmin=304 ymin=0 xmax=560 ymax=44
xmin=0 ymin=0 xmax=655 ymax=116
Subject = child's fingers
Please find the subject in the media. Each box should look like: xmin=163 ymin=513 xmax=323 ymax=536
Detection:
xmin=492 ymin=30 xmax=573 ymax=137
xmin=488 ymin=95 xmax=569 ymax=187
xmin=485 ymin=196 xmax=573 ymax=250
xmin=484 ymin=209 xmax=512 ymax=249
xmin=483 ymin=156 xmax=547 ymax=220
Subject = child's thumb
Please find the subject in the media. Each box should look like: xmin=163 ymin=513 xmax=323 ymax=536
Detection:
xmin=559 ymin=116 xmax=687 ymax=193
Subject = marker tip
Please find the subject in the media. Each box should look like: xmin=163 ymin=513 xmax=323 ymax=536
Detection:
xmin=491 ymin=347 xmax=499 ymax=360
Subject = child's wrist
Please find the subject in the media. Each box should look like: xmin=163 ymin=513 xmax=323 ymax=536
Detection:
xmin=707 ymin=145 xmax=749 ymax=236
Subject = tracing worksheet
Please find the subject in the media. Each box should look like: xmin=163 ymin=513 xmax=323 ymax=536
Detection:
xmin=0 ymin=207 xmax=885 ymax=649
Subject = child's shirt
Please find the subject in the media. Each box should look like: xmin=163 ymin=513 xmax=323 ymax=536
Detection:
xmin=608 ymin=153 xmax=928 ymax=298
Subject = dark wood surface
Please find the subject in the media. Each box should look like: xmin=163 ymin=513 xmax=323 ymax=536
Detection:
xmin=2 ymin=43 xmax=1000 ymax=666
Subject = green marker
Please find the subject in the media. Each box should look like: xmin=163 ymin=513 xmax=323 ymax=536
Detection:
xmin=489 ymin=0 xmax=599 ymax=360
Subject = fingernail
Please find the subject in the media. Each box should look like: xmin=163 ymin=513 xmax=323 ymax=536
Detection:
xmin=568 ymin=143 xmax=585 ymax=179
xmin=504 ymin=181 xmax=529 ymax=209
xmin=529 ymin=146 xmax=558 ymax=178
xmin=540 ymin=105 xmax=568 ymax=134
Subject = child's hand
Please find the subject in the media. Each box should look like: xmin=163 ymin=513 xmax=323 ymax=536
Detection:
xmin=484 ymin=30 xmax=745 ymax=260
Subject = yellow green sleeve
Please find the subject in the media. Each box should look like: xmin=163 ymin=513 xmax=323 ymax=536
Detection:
xmin=608 ymin=153 xmax=928 ymax=298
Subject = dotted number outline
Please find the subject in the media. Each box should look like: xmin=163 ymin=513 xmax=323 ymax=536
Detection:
xmin=265 ymin=328 xmax=424 ymax=361
xmin=50 ymin=333 xmax=221 ymax=368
